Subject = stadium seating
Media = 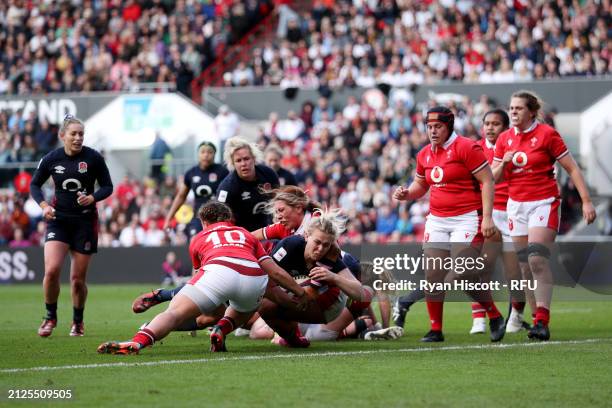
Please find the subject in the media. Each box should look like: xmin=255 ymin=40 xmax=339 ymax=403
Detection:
xmin=221 ymin=0 xmax=610 ymax=88
xmin=0 ymin=1 xmax=608 ymax=247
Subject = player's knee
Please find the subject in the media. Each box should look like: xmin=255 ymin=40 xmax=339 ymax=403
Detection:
xmin=527 ymin=243 xmax=551 ymax=259
xmin=516 ymin=247 xmax=529 ymax=263
xmin=43 ymin=267 xmax=61 ymax=281
xmin=527 ymin=243 xmax=550 ymax=275
xmin=44 ymin=260 xmax=64 ymax=278
xmin=70 ymin=276 xmax=87 ymax=291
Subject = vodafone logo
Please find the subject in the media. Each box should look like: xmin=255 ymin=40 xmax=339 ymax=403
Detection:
xmin=430 ymin=166 xmax=444 ymax=183
xmin=512 ymin=152 xmax=528 ymax=167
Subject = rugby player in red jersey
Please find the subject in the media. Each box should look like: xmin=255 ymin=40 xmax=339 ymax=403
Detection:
xmin=393 ymin=106 xmax=505 ymax=342
xmin=97 ymin=202 xmax=307 ymax=354
xmin=493 ymin=91 xmax=596 ymax=341
xmin=471 ymin=109 xmax=536 ymax=334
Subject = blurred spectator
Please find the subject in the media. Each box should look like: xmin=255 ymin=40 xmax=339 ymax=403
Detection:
xmin=143 ymin=221 xmax=166 ymax=247
xmin=9 ymin=228 xmax=29 ymax=248
xmin=161 ymin=251 xmax=185 ymax=286
xmin=119 ymin=213 xmax=146 ymax=247
xmin=150 ymin=132 xmax=172 ymax=183
xmin=11 ymin=200 xmax=30 ymax=234
xmin=214 ymin=105 xmax=240 ymax=156
xmin=375 ymin=205 xmax=398 ymax=241
xmin=264 ymin=144 xmax=297 ymax=186
xmin=276 ymin=110 xmax=305 ymax=142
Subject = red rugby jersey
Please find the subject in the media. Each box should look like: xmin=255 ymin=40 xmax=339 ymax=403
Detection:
xmin=189 ymin=222 xmax=269 ymax=277
xmin=416 ymin=133 xmax=488 ymax=217
xmin=478 ymin=138 xmax=509 ymax=211
xmin=262 ymin=212 xmax=312 ymax=240
xmin=493 ymin=122 xmax=567 ymax=202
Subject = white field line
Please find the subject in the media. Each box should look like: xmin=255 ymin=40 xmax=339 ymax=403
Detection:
xmin=1 ymin=338 xmax=608 ymax=374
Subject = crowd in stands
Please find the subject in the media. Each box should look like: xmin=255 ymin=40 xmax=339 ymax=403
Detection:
xmin=0 ymin=92 xmax=588 ymax=248
xmin=0 ymin=108 xmax=57 ymax=168
xmin=226 ymin=0 xmax=611 ymax=87
xmin=0 ymin=0 xmax=274 ymax=96
xmin=1 ymin=1 xmax=608 ymax=97
xmin=0 ymin=0 xmax=606 ymax=247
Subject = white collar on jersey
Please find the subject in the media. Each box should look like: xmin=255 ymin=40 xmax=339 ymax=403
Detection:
xmin=485 ymin=138 xmax=495 ymax=149
xmin=514 ymin=120 xmax=538 ymax=135
xmin=431 ymin=131 xmax=458 ymax=152
xmin=295 ymin=211 xmax=312 ymax=236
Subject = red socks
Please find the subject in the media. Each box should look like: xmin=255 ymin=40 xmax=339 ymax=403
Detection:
xmin=480 ymin=301 xmax=502 ymax=319
xmin=471 ymin=301 xmax=501 ymax=319
xmin=471 ymin=302 xmax=486 ymax=319
xmin=535 ymin=307 xmax=550 ymax=326
xmin=217 ymin=316 xmax=236 ymax=336
xmin=426 ymin=301 xmax=444 ymax=331
xmin=132 ymin=327 xmax=156 ymax=348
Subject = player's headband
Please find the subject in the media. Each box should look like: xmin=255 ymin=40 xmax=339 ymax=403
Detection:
xmin=425 ymin=111 xmax=453 ymax=125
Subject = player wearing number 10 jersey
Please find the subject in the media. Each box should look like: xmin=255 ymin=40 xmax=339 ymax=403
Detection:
xmin=98 ymin=202 xmax=306 ymax=355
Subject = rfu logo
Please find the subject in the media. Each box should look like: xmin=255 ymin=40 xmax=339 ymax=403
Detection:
xmin=241 ymin=191 xmax=251 ymax=200
xmin=430 ymin=166 xmax=444 ymax=183
xmin=78 ymin=161 xmax=88 ymax=173
xmin=54 ymin=165 xmax=65 ymax=174
xmin=512 ymin=152 xmax=528 ymax=167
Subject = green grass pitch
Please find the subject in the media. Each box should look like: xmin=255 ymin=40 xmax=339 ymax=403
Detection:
xmin=1 ymin=284 xmax=611 ymax=407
